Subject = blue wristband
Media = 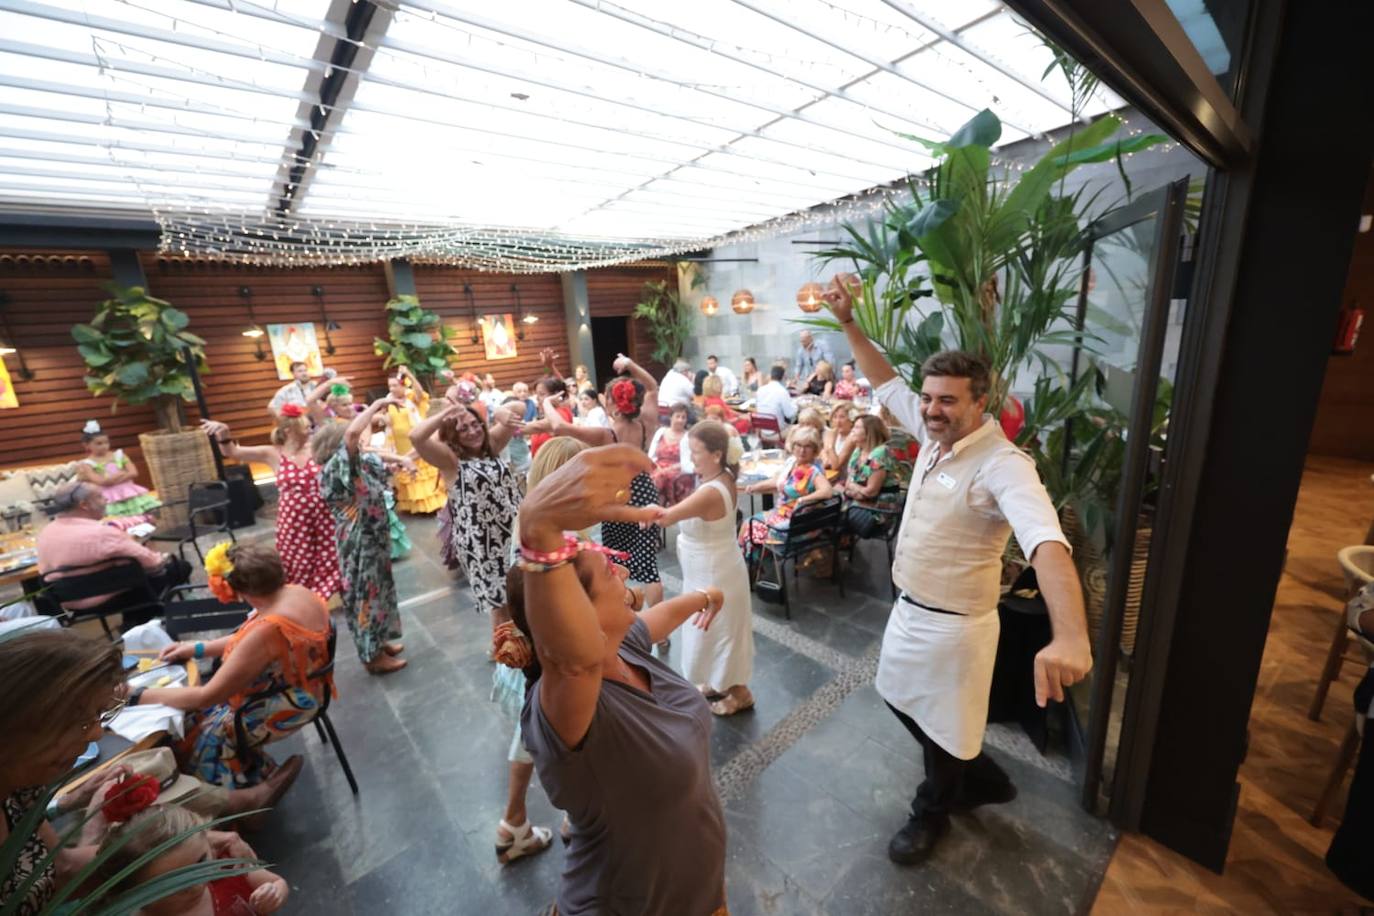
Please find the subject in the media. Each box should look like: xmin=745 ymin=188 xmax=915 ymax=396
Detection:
xmin=194 ymin=642 xmax=204 ymax=659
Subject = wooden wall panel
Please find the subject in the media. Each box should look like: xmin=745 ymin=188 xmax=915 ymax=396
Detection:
xmin=586 ymin=265 xmax=675 ymax=378
xmin=412 ymin=266 xmax=568 ymax=389
xmin=0 ymin=250 xmax=156 ymax=471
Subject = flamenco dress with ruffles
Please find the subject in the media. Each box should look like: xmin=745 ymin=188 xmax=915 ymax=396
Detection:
xmin=85 ymin=450 xmax=160 ymax=530
xmin=274 ymin=453 xmax=343 ymax=599
xmin=388 ymin=392 xmax=447 ymax=514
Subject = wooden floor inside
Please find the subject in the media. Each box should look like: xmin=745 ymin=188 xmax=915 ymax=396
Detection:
xmin=1092 ymin=455 xmax=1374 ymax=914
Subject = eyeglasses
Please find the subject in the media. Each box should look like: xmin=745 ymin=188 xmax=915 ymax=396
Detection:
xmin=82 ymin=697 xmax=127 ymax=732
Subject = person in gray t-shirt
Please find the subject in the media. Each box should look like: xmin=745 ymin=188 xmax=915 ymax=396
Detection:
xmin=512 ymin=446 xmax=729 ymax=916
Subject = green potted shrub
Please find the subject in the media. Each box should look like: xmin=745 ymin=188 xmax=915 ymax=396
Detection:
xmin=72 ymin=285 xmax=215 ymax=524
xmin=373 ymin=294 xmax=457 ymax=391
xmin=633 ymin=274 xmax=698 ymax=369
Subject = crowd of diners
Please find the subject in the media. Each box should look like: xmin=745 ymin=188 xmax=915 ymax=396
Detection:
xmin=3 ymin=273 xmax=1118 ymax=915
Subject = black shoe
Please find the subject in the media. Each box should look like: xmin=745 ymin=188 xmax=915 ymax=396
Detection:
xmin=887 ymin=811 xmax=948 ymax=865
xmin=954 ymin=780 xmax=1017 ymax=811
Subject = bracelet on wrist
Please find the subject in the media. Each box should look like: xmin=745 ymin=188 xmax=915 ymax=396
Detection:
xmin=193 ymin=641 xmax=205 ymax=659
xmin=695 ymin=588 xmax=713 ymax=612
xmin=518 ymin=534 xmax=579 ymax=574
xmin=129 ymin=686 xmax=146 ymax=706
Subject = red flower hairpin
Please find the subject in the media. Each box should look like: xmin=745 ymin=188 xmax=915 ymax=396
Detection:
xmin=610 ymin=380 xmax=637 ymax=416
xmin=279 ymin=404 xmax=305 ymax=418
xmin=101 ymin=774 xmax=160 ymax=823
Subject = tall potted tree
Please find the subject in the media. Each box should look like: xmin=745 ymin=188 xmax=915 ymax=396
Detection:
xmin=72 ymin=285 xmax=214 ymax=525
xmin=633 ymin=273 xmax=698 ymax=369
xmin=373 ymin=294 xmax=458 ymax=391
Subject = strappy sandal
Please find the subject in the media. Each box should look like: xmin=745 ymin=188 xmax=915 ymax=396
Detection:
xmin=709 ymin=691 xmax=755 ymax=717
xmin=496 ymin=819 xmax=553 ymax=864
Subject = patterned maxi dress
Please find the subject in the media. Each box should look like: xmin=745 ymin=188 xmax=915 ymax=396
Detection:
xmin=320 ymin=443 xmax=403 ymax=662
xmin=447 ymin=456 xmax=521 ymax=614
xmin=275 ymin=452 xmax=343 ymax=599
xmin=176 ymin=605 xmax=331 ymax=788
xmin=738 ymin=458 xmax=825 ymax=567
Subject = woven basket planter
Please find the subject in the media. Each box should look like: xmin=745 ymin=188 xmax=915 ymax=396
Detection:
xmin=139 ymin=429 xmax=216 ymax=527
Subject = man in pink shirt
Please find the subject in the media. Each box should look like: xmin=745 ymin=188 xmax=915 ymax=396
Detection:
xmin=37 ymin=480 xmax=191 ymax=624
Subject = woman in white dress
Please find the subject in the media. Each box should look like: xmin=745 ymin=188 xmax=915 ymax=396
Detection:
xmin=653 ymin=419 xmax=755 ymax=716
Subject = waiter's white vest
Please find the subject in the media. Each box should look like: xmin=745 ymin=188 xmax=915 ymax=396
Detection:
xmin=891 ymin=419 xmax=1025 ymax=615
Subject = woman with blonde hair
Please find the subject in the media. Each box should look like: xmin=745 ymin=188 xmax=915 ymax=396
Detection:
xmin=654 ymin=420 xmax=755 ymax=716
xmin=804 ymin=360 xmax=836 ymax=398
xmin=201 ymin=411 xmax=342 ymax=600
xmin=489 ymin=435 xmax=587 ymax=865
xmin=738 ymin=425 xmax=833 ymax=568
xmin=822 ymin=402 xmax=858 ymax=474
xmin=385 ymin=366 xmax=447 ymax=514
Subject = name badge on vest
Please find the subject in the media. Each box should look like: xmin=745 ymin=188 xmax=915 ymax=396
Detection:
xmin=936 ymin=471 xmax=957 ymax=490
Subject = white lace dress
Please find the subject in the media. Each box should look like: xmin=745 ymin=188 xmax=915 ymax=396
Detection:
xmin=676 ymin=478 xmax=754 ymax=689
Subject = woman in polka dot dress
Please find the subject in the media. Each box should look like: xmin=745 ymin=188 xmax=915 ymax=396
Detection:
xmin=200 ymin=408 xmax=343 ymax=600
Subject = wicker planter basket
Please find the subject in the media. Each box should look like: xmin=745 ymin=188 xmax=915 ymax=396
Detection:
xmin=139 ymin=429 xmax=216 ymax=527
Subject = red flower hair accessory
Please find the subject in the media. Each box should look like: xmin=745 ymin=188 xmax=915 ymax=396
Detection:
xmin=610 ymin=379 xmax=637 ymax=416
xmin=491 ymin=621 xmax=533 ymax=669
xmin=279 ymin=403 xmax=305 ymax=419
xmin=101 ymin=774 xmax=160 ymax=823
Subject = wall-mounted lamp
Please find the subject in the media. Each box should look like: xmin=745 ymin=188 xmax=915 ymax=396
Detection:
xmin=731 ymin=289 xmax=756 ymax=315
xmin=239 ymin=286 xmax=266 ymax=360
xmin=0 ymin=292 xmax=33 ymax=379
xmin=514 ymin=283 xmax=536 ymax=339
xmin=796 ymin=282 xmax=824 ymax=313
xmin=700 ymin=295 xmax=719 ymax=316
xmin=463 ymin=282 xmax=480 ymax=344
xmin=311 ymin=285 xmax=338 ymax=355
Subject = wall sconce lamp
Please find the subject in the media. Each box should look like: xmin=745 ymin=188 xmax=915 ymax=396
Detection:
xmin=239 ymin=286 xmax=266 ymax=360
xmin=515 ymin=283 xmax=536 ymax=339
xmin=463 ymin=282 xmax=480 ymax=344
xmin=311 ymin=285 xmax=338 ymax=355
xmin=0 ymin=292 xmax=33 ymax=379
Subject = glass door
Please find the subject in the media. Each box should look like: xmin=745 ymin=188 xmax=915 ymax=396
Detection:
xmin=1074 ymin=178 xmax=1191 ymax=812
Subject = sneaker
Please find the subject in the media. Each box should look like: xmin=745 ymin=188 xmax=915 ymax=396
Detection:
xmin=887 ymin=811 xmax=948 ymax=866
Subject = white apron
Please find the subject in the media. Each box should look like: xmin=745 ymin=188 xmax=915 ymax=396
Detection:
xmin=875 ymin=596 xmax=1000 ymax=760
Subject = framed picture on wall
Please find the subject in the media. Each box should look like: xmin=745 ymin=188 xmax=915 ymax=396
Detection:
xmin=0 ymin=358 xmax=17 ymax=408
xmin=479 ymin=313 xmax=519 ymax=361
xmin=266 ymin=323 xmax=325 ymax=380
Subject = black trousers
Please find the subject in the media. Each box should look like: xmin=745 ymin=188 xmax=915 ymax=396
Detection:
xmin=886 ymin=701 xmax=1012 ymax=819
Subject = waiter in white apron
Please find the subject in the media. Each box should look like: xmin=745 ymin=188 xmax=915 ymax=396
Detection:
xmin=824 ymin=275 xmax=1093 ymax=865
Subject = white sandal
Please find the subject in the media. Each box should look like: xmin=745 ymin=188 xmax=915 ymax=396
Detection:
xmin=496 ymin=819 xmax=553 ymax=864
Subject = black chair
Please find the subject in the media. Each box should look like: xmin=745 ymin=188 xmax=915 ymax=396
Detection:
xmin=232 ymin=621 xmax=359 ymax=796
xmin=147 ymin=481 xmax=234 ymax=565
xmin=161 ymin=584 xmax=254 ymax=640
xmin=749 ymin=496 xmax=845 ymax=618
xmin=845 ymin=487 xmax=908 ymax=599
xmin=40 ymin=557 xmax=164 ymax=639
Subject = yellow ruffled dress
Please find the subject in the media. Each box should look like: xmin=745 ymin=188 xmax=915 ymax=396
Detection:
xmin=388 ymin=391 xmax=447 ymax=514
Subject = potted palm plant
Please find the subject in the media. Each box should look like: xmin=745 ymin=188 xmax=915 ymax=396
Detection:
xmin=72 ymin=285 xmax=215 ymax=525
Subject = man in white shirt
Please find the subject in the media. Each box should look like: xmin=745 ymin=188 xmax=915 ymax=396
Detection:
xmin=753 ymin=364 xmax=796 ymax=428
xmin=658 ymin=359 xmax=696 ymax=407
xmin=477 ymin=373 xmax=506 ymax=415
xmin=824 ymin=273 xmax=1092 ymax=867
xmin=706 ymin=354 xmax=739 ymax=397
xmin=267 ymin=361 xmax=313 ymax=417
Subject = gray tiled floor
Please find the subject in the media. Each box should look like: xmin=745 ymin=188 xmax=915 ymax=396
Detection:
xmin=230 ymin=513 xmax=1115 ymax=916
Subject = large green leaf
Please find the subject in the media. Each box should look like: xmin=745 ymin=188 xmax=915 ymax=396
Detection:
xmin=77 ymin=344 xmax=113 ymax=366
xmin=1001 ymin=114 xmax=1123 ymax=225
xmin=158 ymin=307 xmax=189 ymax=331
xmin=946 ymin=108 xmax=1001 ymax=150
xmin=403 ymin=331 xmax=435 ymax=350
xmin=906 ymin=198 xmax=959 ymax=237
xmin=1051 ymin=132 xmax=1169 ymax=169
xmin=115 ymin=361 xmax=149 ymax=387
xmin=71 ymin=324 xmax=103 ymax=344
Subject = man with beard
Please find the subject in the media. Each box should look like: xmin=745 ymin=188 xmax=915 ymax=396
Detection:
xmin=823 ymin=273 xmax=1093 ymax=865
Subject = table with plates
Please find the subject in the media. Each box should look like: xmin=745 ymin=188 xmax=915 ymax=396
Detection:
xmin=0 ymin=530 xmax=38 ymax=589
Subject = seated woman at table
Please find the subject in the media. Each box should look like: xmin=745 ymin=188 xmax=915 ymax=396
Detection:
xmin=737 ymin=426 xmax=833 ymax=568
xmin=740 ymin=356 xmax=762 ymax=397
xmin=803 ymin=360 xmax=836 ymax=398
xmin=509 ymin=445 xmax=729 ymax=916
xmin=129 ymin=542 xmax=332 ymax=789
xmin=839 ymin=415 xmax=902 ymax=537
xmin=833 ymin=361 xmax=861 ymax=401
xmin=821 ymin=402 xmax=858 ymax=475
xmin=701 ymin=375 xmax=751 ymax=435
xmin=648 ymin=402 xmax=695 ymax=508
xmin=0 ymin=629 xmax=298 ymax=914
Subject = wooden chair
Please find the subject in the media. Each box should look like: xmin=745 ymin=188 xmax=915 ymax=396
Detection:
xmin=1310 ymin=546 xmax=1374 ymax=721
xmin=1311 ymin=628 xmax=1372 ymax=826
xmin=750 ymin=413 xmax=784 ymax=449
xmin=750 ymin=496 xmax=844 ymax=619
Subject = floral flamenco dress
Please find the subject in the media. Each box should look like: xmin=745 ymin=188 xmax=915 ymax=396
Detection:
xmin=320 ymin=443 xmax=403 ymax=663
xmin=275 ymin=453 xmax=343 ymax=599
xmin=738 ymin=458 xmax=825 ymax=568
xmin=85 ymin=450 xmax=160 ymax=529
xmin=388 ymin=392 xmax=447 ymax=514
xmin=177 ymin=602 xmax=332 ymax=789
